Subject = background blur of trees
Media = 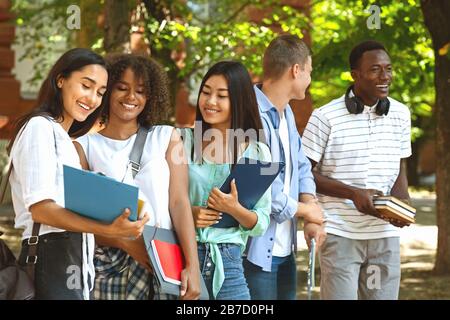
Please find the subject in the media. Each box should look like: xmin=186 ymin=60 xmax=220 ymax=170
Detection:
xmin=10 ymin=0 xmax=449 ymax=273
xmin=11 ymin=0 xmax=436 ymax=184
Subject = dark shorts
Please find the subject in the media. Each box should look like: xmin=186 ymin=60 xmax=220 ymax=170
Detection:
xmin=18 ymin=231 xmax=85 ymax=300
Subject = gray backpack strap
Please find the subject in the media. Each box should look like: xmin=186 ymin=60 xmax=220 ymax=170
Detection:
xmin=129 ymin=126 xmax=150 ymax=179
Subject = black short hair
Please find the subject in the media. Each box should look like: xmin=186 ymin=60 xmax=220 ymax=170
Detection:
xmin=349 ymin=40 xmax=388 ymax=70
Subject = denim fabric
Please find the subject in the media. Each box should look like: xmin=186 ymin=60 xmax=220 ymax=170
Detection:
xmin=244 ymin=253 xmax=297 ymax=300
xmin=197 ymin=243 xmax=250 ymax=300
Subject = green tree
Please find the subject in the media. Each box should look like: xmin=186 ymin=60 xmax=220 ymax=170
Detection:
xmin=11 ymin=0 xmax=447 ymax=275
xmin=308 ymin=0 xmax=435 ymax=186
xmin=139 ymin=0 xmax=308 ymax=115
xmin=420 ymin=0 xmax=450 ymax=275
xmin=11 ymin=0 xmax=308 ymax=116
xmin=12 ymin=1 xmax=436 ymax=182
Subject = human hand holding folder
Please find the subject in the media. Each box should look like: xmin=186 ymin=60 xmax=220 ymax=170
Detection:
xmin=105 ymin=209 xmax=149 ymax=239
xmin=180 ymin=263 xmax=202 ymax=300
xmin=192 ymin=206 xmax=222 ymax=228
xmin=304 ymin=222 xmax=326 ymax=252
xmin=63 ymin=165 xmax=149 ymax=238
xmin=207 ymin=179 xmax=241 ymax=219
xmin=207 ymin=158 xmax=285 ymax=229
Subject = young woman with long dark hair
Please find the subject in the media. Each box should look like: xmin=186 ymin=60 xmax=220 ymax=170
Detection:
xmin=8 ymin=48 xmax=147 ymax=300
xmin=180 ymin=61 xmax=271 ymax=300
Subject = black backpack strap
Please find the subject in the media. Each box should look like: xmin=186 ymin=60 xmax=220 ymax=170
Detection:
xmin=25 ymin=222 xmax=40 ymax=281
xmin=0 ymin=156 xmax=40 ymax=281
xmin=2 ymin=160 xmax=42 ymax=283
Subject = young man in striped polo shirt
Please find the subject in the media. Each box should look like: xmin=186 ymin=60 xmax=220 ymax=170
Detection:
xmin=302 ymin=40 xmax=412 ymax=300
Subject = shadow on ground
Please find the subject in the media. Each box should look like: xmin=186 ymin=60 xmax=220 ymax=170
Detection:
xmin=2 ymin=192 xmax=449 ymax=300
xmin=296 ymin=193 xmax=450 ymax=300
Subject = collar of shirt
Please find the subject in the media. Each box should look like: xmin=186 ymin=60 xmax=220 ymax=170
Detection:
xmin=350 ymin=89 xmax=379 ymax=113
xmin=254 ymin=84 xmax=291 ymax=129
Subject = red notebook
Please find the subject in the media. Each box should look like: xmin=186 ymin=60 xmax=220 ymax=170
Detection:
xmin=151 ymin=239 xmax=184 ymax=285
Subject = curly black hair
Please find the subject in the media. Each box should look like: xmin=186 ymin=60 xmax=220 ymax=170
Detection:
xmin=100 ymin=53 xmax=171 ymax=128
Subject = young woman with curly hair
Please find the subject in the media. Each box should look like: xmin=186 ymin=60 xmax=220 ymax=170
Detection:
xmin=74 ymin=54 xmax=200 ymax=300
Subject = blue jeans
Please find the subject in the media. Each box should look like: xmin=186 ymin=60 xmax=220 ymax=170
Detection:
xmin=197 ymin=243 xmax=250 ymax=300
xmin=243 ymin=253 xmax=297 ymax=300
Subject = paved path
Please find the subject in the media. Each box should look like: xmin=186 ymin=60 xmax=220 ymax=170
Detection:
xmin=295 ymin=194 xmax=438 ymax=299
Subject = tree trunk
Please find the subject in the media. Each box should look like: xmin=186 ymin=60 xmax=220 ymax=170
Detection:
xmin=142 ymin=0 xmax=180 ymax=118
xmin=420 ymin=0 xmax=450 ymax=275
xmin=76 ymin=0 xmax=103 ymax=48
xmin=407 ymin=141 xmax=420 ymax=186
xmin=104 ymin=0 xmax=130 ymax=53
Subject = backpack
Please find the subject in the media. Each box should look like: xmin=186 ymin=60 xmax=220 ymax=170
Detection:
xmin=0 ymin=159 xmax=35 ymax=300
xmin=0 ymin=233 xmax=34 ymax=300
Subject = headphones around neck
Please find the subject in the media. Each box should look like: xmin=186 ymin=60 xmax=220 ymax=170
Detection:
xmin=344 ymin=85 xmax=390 ymax=116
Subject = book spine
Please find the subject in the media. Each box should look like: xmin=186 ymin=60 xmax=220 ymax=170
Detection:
xmin=375 ymin=201 xmax=415 ymax=218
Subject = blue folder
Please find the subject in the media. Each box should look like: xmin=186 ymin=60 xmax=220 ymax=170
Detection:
xmin=63 ymin=165 xmax=139 ymax=223
xmin=212 ymin=158 xmax=284 ymax=228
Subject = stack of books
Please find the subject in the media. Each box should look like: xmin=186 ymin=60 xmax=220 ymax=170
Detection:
xmin=150 ymin=238 xmax=184 ymax=285
xmin=373 ymin=196 xmax=416 ymax=224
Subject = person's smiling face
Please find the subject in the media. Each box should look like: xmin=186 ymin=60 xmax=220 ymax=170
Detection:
xmin=352 ymin=49 xmax=393 ymax=105
xmin=109 ymin=68 xmax=147 ymax=123
xmin=198 ymin=74 xmax=232 ymax=131
xmin=58 ymin=64 xmax=107 ymax=127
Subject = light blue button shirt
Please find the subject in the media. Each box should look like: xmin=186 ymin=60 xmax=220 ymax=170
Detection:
xmin=245 ymin=84 xmax=316 ymax=272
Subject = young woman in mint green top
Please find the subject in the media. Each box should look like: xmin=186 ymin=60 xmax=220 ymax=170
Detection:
xmin=179 ymin=61 xmax=271 ymax=300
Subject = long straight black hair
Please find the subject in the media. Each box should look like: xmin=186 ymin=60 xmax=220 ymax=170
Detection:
xmin=193 ymin=60 xmax=265 ymax=164
xmin=8 ymin=48 xmax=107 ymax=153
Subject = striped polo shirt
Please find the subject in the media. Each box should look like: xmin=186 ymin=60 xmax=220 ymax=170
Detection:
xmin=302 ymin=94 xmax=412 ymax=240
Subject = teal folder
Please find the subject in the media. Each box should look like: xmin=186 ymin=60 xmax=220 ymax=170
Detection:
xmin=63 ymin=165 xmax=139 ymax=223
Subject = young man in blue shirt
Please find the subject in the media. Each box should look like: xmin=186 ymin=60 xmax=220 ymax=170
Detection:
xmin=244 ymin=34 xmax=325 ymax=300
